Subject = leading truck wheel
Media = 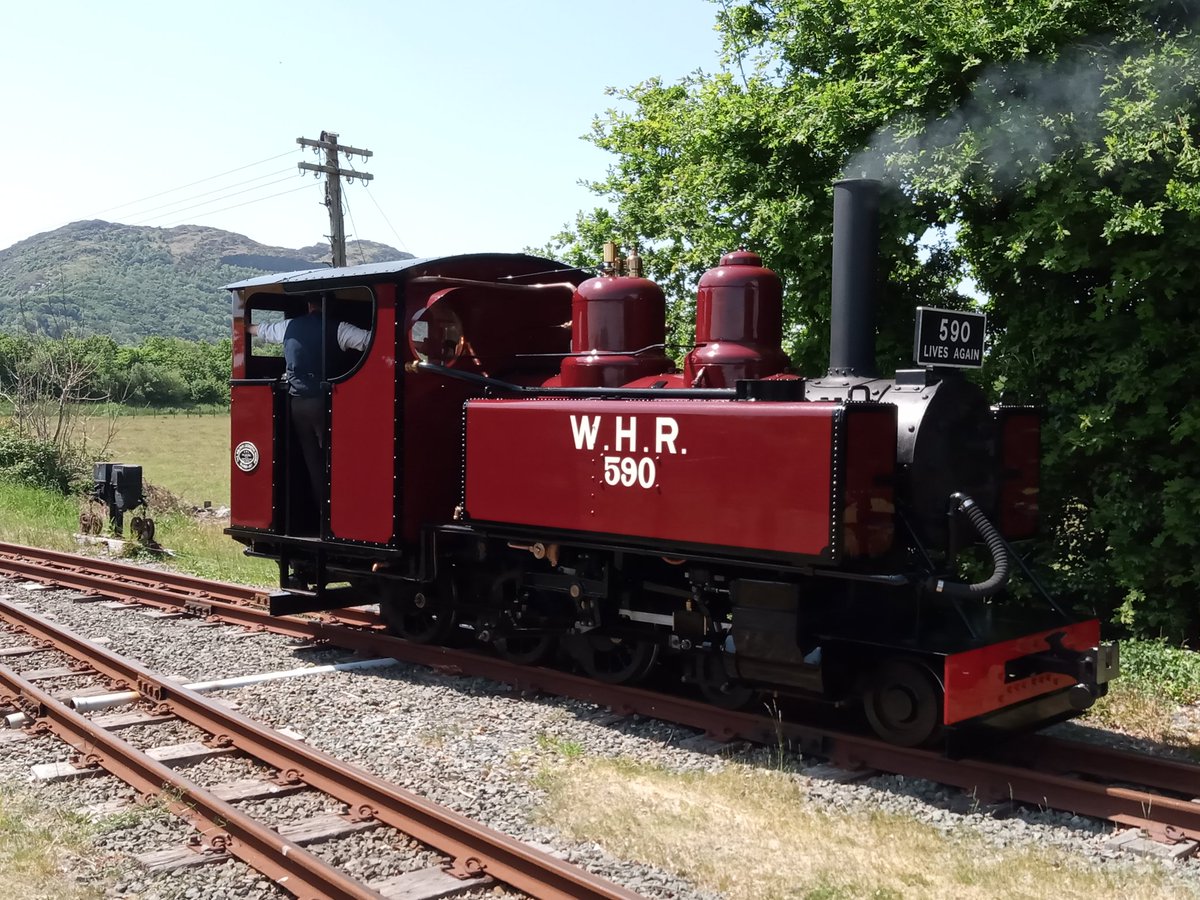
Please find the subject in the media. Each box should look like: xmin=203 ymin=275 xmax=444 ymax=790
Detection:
xmin=863 ymin=658 xmax=944 ymax=747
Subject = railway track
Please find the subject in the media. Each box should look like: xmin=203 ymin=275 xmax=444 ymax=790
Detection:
xmin=1 ymin=541 xmax=1198 ymax=855
xmin=0 ymin=596 xmax=638 ymax=900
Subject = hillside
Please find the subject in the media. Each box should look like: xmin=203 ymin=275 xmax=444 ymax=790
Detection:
xmin=0 ymin=222 xmax=411 ymax=343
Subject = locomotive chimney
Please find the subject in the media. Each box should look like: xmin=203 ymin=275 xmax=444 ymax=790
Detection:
xmin=828 ymin=178 xmax=881 ymax=377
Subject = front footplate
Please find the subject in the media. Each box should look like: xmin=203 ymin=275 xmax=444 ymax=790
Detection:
xmin=1005 ymin=639 xmax=1120 ymax=687
xmin=943 ymin=620 xmax=1113 ymax=726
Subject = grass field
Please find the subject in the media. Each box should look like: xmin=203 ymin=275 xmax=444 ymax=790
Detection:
xmin=85 ymin=413 xmax=273 ymax=584
xmin=85 ymin=412 xmax=231 ymax=507
xmin=0 ymin=786 xmax=104 ymax=900
xmin=0 ymin=482 xmax=85 ymax=552
xmin=0 ymin=412 xmax=276 ymax=586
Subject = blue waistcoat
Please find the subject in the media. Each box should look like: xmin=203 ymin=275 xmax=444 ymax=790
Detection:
xmin=283 ymin=312 xmax=325 ymax=398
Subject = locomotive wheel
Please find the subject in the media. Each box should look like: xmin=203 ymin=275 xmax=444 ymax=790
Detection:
xmin=379 ymin=584 xmax=456 ymax=644
xmin=493 ymin=588 xmax=559 ymax=664
xmin=577 ymin=634 xmax=659 ymax=684
xmin=692 ymin=653 xmax=756 ymax=710
xmin=494 ymin=633 xmax=557 ymax=665
xmin=863 ymin=658 xmax=944 ymax=747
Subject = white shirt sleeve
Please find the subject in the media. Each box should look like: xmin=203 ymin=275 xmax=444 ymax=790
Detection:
xmin=256 ymin=320 xmax=289 ymax=344
xmin=337 ymin=322 xmax=372 ymax=352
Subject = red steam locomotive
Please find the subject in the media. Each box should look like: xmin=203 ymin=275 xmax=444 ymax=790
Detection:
xmin=226 ymin=179 xmax=1118 ymax=746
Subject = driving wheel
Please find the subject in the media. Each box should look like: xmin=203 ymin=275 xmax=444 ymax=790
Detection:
xmin=577 ymin=634 xmax=659 ymax=684
xmin=380 ymin=583 xmax=456 ymax=644
xmin=494 ymin=633 xmax=557 ymax=665
xmin=692 ymin=652 xmax=756 ymax=710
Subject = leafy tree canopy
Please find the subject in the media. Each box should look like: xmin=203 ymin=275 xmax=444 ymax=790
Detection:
xmin=0 ymin=333 xmax=232 ymax=408
xmin=547 ymin=0 xmax=1200 ymax=637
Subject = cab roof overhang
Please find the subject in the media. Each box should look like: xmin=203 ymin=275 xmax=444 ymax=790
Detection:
xmin=224 ymin=253 xmax=586 ymax=294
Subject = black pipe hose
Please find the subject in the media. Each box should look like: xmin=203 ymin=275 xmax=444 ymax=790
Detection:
xmin=926 ymin=493 xmax=1011 ymax=599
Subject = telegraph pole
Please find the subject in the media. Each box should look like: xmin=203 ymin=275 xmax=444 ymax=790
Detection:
xmin=297 ymin=131 xmax=373 ymax=266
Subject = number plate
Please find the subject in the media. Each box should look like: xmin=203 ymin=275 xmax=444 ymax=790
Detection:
xmin=913 ymin=306 xmax=986 ymax=368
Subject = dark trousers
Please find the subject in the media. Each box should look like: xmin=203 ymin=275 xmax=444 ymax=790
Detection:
xmin=290 ymin=394 xmax=325 ymax=533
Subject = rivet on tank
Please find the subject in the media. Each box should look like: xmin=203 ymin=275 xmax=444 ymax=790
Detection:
xmin=557 ymin=242 xmax=674 ymax=388
xmin=683 ymin=249 xmax=790 ymax=388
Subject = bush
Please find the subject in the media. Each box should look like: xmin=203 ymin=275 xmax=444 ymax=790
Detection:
xmin=124 ymin=362 xmax=191 ymax=406
xmin=1116 ymin=640 xmax=1200 ymax=705
xmin=189 ymin=376 xmax=228 ymax=405
xmin=0 ymin=427 xmax=84 ymax=494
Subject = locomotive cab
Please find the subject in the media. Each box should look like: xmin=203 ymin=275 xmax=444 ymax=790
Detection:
xmin=232 ymin=283 xmax=390 ymax=546
xmin=242 ymin=289 xmax=373 ymax=383
xmin=226 ymin=254 xmax=585 ymax=613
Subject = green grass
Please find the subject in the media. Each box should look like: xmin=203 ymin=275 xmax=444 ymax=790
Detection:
xmin=1115 ymin=639 xmax=1200 ymax=704
xmin=0 ymin=482 xmax=87 ymax=551
xmin=1082 ymin=639 xmax=1200 ymax=749
xmin=0 ymin=786 xmax=105 ymax=899
xmin=126 ymin=511 xmax=276 ymax=586
xmin=0 ymin=409 xmax=275 ymax=586
xmin=536 ymin=732 xmax=586 ymax=759
xmin=85 ymin=413 xmax=231 ymax=507
xmin=0 ymin=480 xmax=275 ymax=586
xmin=74 ymin=412 xmax=274 ymax=585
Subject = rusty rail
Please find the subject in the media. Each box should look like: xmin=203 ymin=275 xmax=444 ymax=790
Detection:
xmin=0 ymin=542 xmax=382 ymax=629
xmin=2 ymin=542 xmax=1199 ymax=845
xmin=0 ymin=541 xmax=266 ymax=605
xmin=0 ymin=659 xmax=379 ymax=900
xmin=0 ymin=598 xmax=638 ymax=900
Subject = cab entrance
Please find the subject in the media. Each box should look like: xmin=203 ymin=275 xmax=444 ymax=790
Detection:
xmin=241 ymin=289 xmax=374 ymax=537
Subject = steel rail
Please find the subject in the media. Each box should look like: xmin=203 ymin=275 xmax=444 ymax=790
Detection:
xmin=0 ymin=599 xmax=638 ymax=900
xmin=2 ymin=544 xmax=1199 ymax=844
xmin=1001 ymin=733 xmax=1200 ymax=797
xmin=818 ymin=736 xmax=1200 ymax=842
xmin=0 ymin=543 xmax=385 ymax=628
xmin=0 ymin=547 xmax=718 ymax=714
xmin=0 ymin=660 xmax=381 ymax=900
xmin=0 ymin=541 xmax=265 ymax=606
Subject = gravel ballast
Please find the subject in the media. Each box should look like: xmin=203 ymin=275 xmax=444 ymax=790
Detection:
xmin=2 ymin=578 xmax=1199 ymax=899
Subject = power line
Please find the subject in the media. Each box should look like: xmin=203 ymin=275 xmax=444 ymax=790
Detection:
xmin=126 ymin=174 xmax=302 ymax=226
xmin=113 ymin=167 xmax=295 ymax=221
xmin=90 ymin=149 xmax=302 ymax=216
xmin=341 ymin=189 xmax=368 ymax=265
xmin=360 ymin=182 xmax=410 ymax=253
xmin=149 ymin=184 xmax=313 ymax=228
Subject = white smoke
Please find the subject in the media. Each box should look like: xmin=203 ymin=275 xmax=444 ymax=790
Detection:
xmin=842 ymin=46 xmax=1115 ymax=186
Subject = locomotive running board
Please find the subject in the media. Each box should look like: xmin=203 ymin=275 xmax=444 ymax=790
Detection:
xmin=268 ymin=586 xmax=361 ymax=617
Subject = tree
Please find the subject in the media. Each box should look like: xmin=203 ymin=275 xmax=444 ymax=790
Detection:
xmin=560 ymin=0 xmax=1200 ymax=637
xmin=925 ymin=26 xmax=1200 ymax=637
xmin=0 ymin=336 xmax=112 ymax=491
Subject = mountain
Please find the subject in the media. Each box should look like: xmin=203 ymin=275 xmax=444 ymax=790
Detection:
xmin=0 ymin=221 xmax=412 ymax=343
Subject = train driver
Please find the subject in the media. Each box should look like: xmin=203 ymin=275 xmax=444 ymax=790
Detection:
xmin=247 ymin=296 xmax=371 ymax=527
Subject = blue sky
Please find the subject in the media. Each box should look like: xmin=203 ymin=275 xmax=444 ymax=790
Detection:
xmin=3 ymin=0 xmax=724 ymax=257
